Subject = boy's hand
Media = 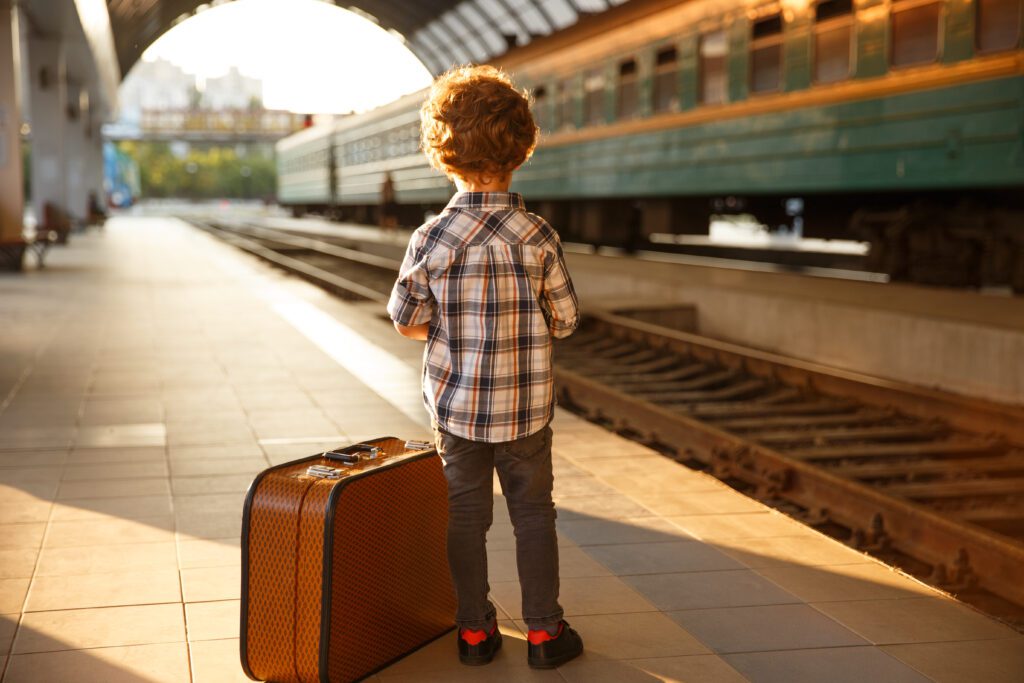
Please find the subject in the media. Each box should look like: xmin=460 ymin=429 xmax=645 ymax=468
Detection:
xmin=394 ymin=321 xmax=429 ymax=341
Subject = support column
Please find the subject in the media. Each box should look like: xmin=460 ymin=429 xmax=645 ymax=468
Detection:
xmin=64 ymin=79 xmax=87 ymax=222
xmin=27 ymin=35 xmax=66 ymax=229
xmin=0 ymin=0 xmax=24 ymax=269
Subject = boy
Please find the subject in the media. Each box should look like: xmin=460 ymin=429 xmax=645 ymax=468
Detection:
xmin=387 ymin=65 xmax=583 ymax=669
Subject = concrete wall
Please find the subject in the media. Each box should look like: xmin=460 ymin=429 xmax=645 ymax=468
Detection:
xmin=566 ymin=251 xmax=1024 ymax=406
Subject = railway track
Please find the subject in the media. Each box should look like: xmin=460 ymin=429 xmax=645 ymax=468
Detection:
xmin=190 ymin=218 xmax=398 ymax=304
xmin=555 ymin=312 xmax=1024 ymax=627
xmin=194 ymin=217 xmax=1024 ymax=628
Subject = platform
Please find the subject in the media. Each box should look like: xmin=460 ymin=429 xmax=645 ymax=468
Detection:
xmin=0 ymin=218 xmax=1021 ymax=683
xmin=206 ymin=210 xmax=1024 ymax=405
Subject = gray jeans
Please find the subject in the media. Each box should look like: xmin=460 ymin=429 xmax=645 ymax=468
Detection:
xmin=432 ymin=422 xmax=564 ymax=631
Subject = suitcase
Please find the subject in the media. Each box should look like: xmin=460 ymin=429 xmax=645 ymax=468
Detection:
xmin=240 ymin=436 xmax=456 ymax=683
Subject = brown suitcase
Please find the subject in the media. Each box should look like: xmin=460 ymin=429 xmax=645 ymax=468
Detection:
xmin=240 ymin=437 xmax=456 ymax=682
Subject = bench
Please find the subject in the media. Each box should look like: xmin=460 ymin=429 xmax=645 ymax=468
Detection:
xmin=42 ymin=202 xmax=74 ymax=244
xmin=23 ymin=226 xmax=59 ymax=267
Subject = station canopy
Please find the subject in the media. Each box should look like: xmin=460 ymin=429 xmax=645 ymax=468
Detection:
xmin=107 ymin=0 xmax=631 ymax=78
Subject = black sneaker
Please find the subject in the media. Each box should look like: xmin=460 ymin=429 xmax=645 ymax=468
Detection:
xmin=457 ymin=624 xmax=502 ymax=665
xmin=527 ymin=620 xmax=583 ymax=669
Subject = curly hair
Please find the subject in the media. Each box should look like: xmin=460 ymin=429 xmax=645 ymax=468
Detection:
xmin=420 ymin=65 xmax=538 ymax=182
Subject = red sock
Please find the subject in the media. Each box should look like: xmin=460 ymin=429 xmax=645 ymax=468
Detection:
xmin=527 ymin=622 xmax=563 ymax=644
xmin=460 ymin=623 xmax=496 ymax=645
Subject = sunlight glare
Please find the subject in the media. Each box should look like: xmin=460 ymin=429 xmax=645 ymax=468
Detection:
xmin=139 ymin=0 xmax=432 ymax=113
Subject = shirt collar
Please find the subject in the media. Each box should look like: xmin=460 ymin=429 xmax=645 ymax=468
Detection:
xmin=446 ymin=191 xmax=525 ymax=211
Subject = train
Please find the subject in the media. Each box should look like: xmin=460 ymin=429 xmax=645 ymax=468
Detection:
xmin=276 ymin=0 xmax=1024 ymax=290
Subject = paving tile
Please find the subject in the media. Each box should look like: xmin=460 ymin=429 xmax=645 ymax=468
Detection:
xmin=557 ymin=516 xmax=694 ymax=546
xmin=75 ymin=423 xmax=166 ymax=448
xmin=176 ymin=507 xmax=243 ymax=540
xmin=0 ymin=523 xmax=45 ymax=549
xmin=177 ymin=537 xmax=241 ymax=569
xmin=490 ymin=576 xmax=657 ymax=620
xmin=180 ymin=565 xmax=241 ymax=602
xmin=0 ymin=579 xmax=29 ymax=613
xmin=524 ymin=611 xmax=709 ymax=660
xmin=57 ymin=477 xmax=171 ymax=499
xmin=639 ymin=491 xmax=767 ymax=516
xmin=559 ymin=440 xmax=653 ymax=460
xmin=169 ymin=456 xmax=267 ymax=477
xmin=0 ymin=549 xmax=39 ymax=579
xmin=0 ymin=499 xmax=52 ymax=524
xmin=173 ymin=491 xmax=247 ymax=516
xmin=25 ymin=569 xmax=181 ymax=611
xmin=0 ymin=450 xmax=67 ymax=468
xmin=79 ymin=401 xmax=163 ymax=426
xmin=556 ymin=494 xmax=656 ymax=521
xmin=668 ymin=603 xmax=868 ymax=654
xmin=724 ymin=646 xmax=931 ymax=683
xmin=61 ymin=461 xmax=169 ymax=481
xmin=758 ymin=562 xmax=937 ymax=603
xmin=3 ymin=641 xmax=191 ymax=683
xmin=185 ymin=599 xmax=239 ymax=641
xmin=189 ymin=638 xmax=253 ymax=682
xmin=169 ymin=443 xmax=261 ymax=461
xmin=66 ymin=446 xmax=167 ymax=464
xmin=0 ymin=466 xmax=63 ymax=483
xmin=488 ymin=546 xmax=610 ymax=583
xmin=1 ymin=612 xmax=16 ymax=653
xmin=623 ymin=569 xmax=801 ymax=611
xmin=378 ymin=622 xmax=546 ymax=677
xmin=49 ymin=494 xmax=174 ymax=521
xmin=1 ymin=480 xmax=59 ymax=504
xmin=812 ymin=596 xmax=1020 ymax=644
xmin=559 ymin=654 xmax=748 ymax=683
xmin=552 ymin=476 xmax=621 ymax=499
xmin=259 ymin=440 xmax=347 ymax=465
xmin=575 ymin=453 xmax=682 ymax=477
xmin=715 ymin=535 xmax=869 ymax=569
xmin=166 ymin=428 xmax=257 ymax=448
xmin=35 ymin=541 xmax=178 ymax=576
xmin=13 ymin=603 xmax=185 ymax=653
xmin=43 ymin=516 xmax=175 ymax=548
xmin=171 ymin=473 xmax=256 ymax=495
xmin=584 ymin=541 xmax=746 ymax=575
xmin=665 ymin=511 xmax=814 ymax=540
xmin=882 ymin=637 xmax=1024 ymax=683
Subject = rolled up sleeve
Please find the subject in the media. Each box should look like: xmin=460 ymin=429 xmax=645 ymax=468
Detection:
xmin=387 ymin=234 xmax=435 ymax=326
xmin=540 ymin=242 xmax=580 ymax=339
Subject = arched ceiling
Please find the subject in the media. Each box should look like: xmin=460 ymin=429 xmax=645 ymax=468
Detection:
xmin=107 ymin=0 xmax=629 ymax=79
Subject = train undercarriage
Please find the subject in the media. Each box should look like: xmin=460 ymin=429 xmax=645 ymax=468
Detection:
xmin=287 ymin=187 xmax=1024 ymax=292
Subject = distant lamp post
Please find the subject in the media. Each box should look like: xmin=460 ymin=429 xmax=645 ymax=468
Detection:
xmin=240 ymin=165 xmax=252 ymax=199
xmin=185 ymin=162 xmax=198 ymax=199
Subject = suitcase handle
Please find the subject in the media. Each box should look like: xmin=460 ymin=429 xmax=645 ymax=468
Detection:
xmin=324 ymin=443 xmax=382 ymax=465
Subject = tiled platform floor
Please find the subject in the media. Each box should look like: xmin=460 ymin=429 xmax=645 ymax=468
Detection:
xmin=0 ymin=218 xmax=1021 ymax=683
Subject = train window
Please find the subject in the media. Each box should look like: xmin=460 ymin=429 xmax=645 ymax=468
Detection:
xmin=583 ymin=69 xmax=606 ymax=126
xmin=617 ymin=59 xmax=639 ymax=120
xmin=813 ymin=0 xmax=853 ymax=83
xmin=977 ymin=0 xmax=1022 ymax=53
xmin=652 ymin=47 xmax=678 ymax=113
xmin=750 ymin=14 xmax=783 ymax=94
xmin=699 ymin=31 xmax=727 ymax=104
xmin=890 ymin=0 xmax=941 ymax=67
xmin=555 ymin=79 xmax=574 ymax=130
xmin=533 ymin=86 xmax=550 ymax=132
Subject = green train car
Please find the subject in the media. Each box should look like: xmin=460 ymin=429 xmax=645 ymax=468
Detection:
xmin=276 ymin=0 xmax=1024 ymax=289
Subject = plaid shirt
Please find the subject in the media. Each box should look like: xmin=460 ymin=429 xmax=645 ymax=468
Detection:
xmin=387 ymin=191 xmax=580 ymax=443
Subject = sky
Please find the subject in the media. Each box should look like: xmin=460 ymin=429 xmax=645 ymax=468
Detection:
xmin=136 ymin=0 xmax=432 ymax=113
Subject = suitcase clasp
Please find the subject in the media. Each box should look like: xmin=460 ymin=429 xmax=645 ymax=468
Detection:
xmin=306 ymin=465 xmax=345 ymax=479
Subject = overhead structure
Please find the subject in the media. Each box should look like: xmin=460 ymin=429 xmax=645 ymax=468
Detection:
xmin=106 ymin=0 xmax=630 ymax=77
